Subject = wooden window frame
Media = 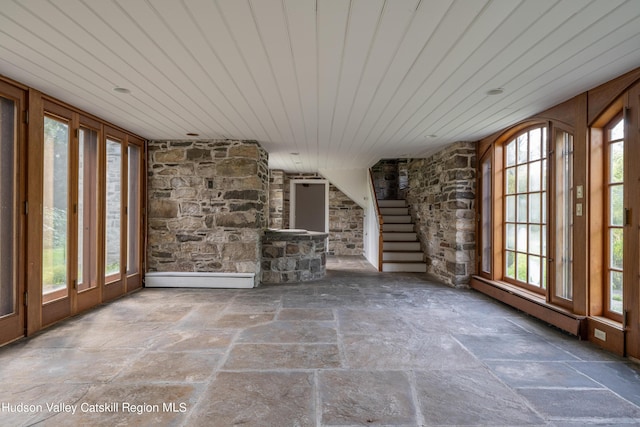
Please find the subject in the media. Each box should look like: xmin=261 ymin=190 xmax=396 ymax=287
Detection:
xmin=548 ymin=125 xmax=575 ymax=309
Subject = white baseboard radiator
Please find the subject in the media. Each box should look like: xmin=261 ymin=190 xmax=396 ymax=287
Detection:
xmin=145 ymin=272 xmax=255 ymax=289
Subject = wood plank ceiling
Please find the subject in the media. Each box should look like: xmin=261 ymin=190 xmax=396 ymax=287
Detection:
xmin=1 ymin=0 xmax=639 ymax=171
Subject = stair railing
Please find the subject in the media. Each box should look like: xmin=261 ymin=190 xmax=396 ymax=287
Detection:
xmin=369 ymin=169 xmax=384 ymax=271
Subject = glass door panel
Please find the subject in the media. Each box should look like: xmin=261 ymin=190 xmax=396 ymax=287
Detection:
xmin=1 ymin=96 xmax=16 ymax=318
xmin=77 ymin=127 xmax=99 ymax=292
xmin=127 ymin=144 xmax=140 ymax=276
xmin=42 ymin=115 xmax=69 ymax=303
xmin=105 ymin=138 xmax=122 ymax=282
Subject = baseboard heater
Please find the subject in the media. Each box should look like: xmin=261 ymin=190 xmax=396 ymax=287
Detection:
xmin=145 ymin=272 xmax=255 ymax=289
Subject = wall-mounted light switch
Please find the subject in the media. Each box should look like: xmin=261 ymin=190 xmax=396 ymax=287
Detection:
xmin=576 ymin=203 xmax=583 ymax=216
xmin=576 ymin=185 xmax=584 ymax=199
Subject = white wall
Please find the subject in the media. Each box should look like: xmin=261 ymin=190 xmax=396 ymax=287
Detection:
xmin=318 ymin=168 xmax=367 ymax=209
xmin=317 ymin=168 xmax=379 ymax=269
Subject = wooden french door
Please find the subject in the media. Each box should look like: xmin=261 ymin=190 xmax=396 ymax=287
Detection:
xmin=39 ymin=102 xmax=106 ymax=324
xmin=0 ymin=81 xmax=26 ymax=345
xmin=623 ymin=82 xmax=640 ymax=359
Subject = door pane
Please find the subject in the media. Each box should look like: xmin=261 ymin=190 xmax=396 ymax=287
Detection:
xmin=0 ymin=97 xmax=16 ymax=317
xmin=127 ymin=144 xmax=140 ymax=275
xmin=105 ymin=139 xmax=121 ymax=278
xmin=42 ymin=116 xmax=69 ymax=300
xmin=78 ymin=128 xmax=98 ymax=291
xmin=555 ymin=132 xmax=573 ymax=300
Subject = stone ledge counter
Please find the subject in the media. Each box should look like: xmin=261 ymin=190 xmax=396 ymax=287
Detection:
xmin=261 ymin=229 xmax=328 ymax=284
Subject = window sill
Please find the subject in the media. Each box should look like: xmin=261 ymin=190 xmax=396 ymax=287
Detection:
xmin=470 ymin=276 xmax=586 ymax=338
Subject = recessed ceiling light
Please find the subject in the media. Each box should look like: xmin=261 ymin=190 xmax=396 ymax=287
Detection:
xmin=113 ymin=87 xmax=131 ymax=94
xmin=425 ymin=134 xmax=437 ymax=138
xmin=487 ymin=88 xmax=504 ymax=96
xmin=186 ymin=133 xmax=199 ymax=137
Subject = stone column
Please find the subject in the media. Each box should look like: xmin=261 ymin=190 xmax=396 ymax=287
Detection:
xmin=147 ymin=139 xmax=268 ymax=286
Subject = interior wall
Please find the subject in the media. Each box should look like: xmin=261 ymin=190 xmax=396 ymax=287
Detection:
xmin=147 ymin=140 xmax=268 ymax=285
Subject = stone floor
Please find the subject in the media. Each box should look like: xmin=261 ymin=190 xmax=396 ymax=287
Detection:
xmin=2 ymin=256 xmax=640 ymax=426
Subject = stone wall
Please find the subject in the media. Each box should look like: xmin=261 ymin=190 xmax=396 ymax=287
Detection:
xmin=406 ymin=142 xmax=476 ymax=287
xmin=147 ymin=140 xmax=269 ymax=286
xmin=268 ymin=169 xmax=285 ymax=229
xmin=327 ymin=184 xmax=364 ymax=256
xmin=371 ymin=159 xmax=400 ymax=200
xmin=270 ymin=173 xmax=364 ymax=256
xmin=261 ymin=230 xmax=328 ymax=284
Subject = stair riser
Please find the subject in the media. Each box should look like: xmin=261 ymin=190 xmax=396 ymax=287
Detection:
xmin=382 ymin=215 xmax=411 ymax=224
xmin=383 ymin=252 xmax=423 ymax=261
xmin=380 ymin=207 xmax=409 ymax=215
xmin=383 ymin=224 xmax=414 ymax=232
xmin=382 ymin=263 xmax=427 ymax=273
xmin=383 ymin=232 xmax=417 ymax=241
xmin=383 ymin=242 xmax=421 ymax=251
xmin=378 ymin=200 xmax=407 ymax=208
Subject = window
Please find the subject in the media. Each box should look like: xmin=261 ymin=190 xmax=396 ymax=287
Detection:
xmin=503 ymin=127 xmax=547 ymax=292
xmin=605 ymin=116 xmax=624 ymax=316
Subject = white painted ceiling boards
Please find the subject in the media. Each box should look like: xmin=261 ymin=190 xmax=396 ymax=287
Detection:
xmin=1 ymin=0 xmax=639 ymax=171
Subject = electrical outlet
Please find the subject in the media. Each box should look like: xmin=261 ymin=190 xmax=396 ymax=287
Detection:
xmin=594 ymin=328 xmax=606 ymax=341
xmin=576 ymin=203 xmax=583 ymax=216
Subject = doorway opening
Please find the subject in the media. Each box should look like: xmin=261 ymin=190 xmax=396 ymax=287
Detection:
xmin=290 ymin=180 xmax=329 ymax=233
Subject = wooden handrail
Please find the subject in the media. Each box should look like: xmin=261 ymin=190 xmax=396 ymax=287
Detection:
xmin=369 ymin=169 xmax=384 ymax=271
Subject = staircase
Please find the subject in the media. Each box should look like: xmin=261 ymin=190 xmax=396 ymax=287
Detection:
xmin=378 ymin=199 xmax=427 ymax=273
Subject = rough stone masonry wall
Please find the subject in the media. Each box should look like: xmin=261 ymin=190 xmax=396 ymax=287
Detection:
xmin=268 ymin=169 xmax=284 ymax=229
xmin=147 ymin=140 xmax=269 ymax=285
xmin=406 ymin=142 xmax=476 ymax=287
xmin=276 ymin=173 xmax=364 ymax=256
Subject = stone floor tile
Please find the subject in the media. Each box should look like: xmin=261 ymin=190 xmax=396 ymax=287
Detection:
xmin=277 ymin=308 xmax=334 ymax=321
xmin=568 ymin=361 xmax=640 ymax=406
xmin=342 ymin=333 xmax=482 ymax=370
xmin=224 ymin=343 xmax=341 ymax=369
xmin=337 ymin=308 xmax=412 ymax=335
xmin=0 ymin=348 xmax=135 ymax=384
xmin=208 ymin=313 xmax=275 ymax=328
xmin=188 ymin=372 xmax=314 ymax=427
xmin=486 ymin=361 xmax=603 ymax=389
xmin=415 ymin=369 xmax=544 ymax=425
xmin=319 ymin=370 xmax=416 ymax=426
xmin=115 ymin=351 xmax=220 ymax=383
xmin=518 ymin=388 xmax=640 ymax=419
xmin=455 ymin=333 xmax=580 ymax=361
xmin=147 ymin=329 xmax=236 ymax=352
xmin=0 ymin=383 xmax=92 ymax=426
xmin=237 ymin=320 xmax=337 ymax=343
xmin=40 ymin=383 xmax=199 ymax=427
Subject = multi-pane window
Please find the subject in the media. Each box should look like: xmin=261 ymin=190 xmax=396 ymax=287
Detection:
xmin=504 ymin=127 xmax=547 ymax=291
xmin=606 ymin=117 xmax=624 ymax=315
